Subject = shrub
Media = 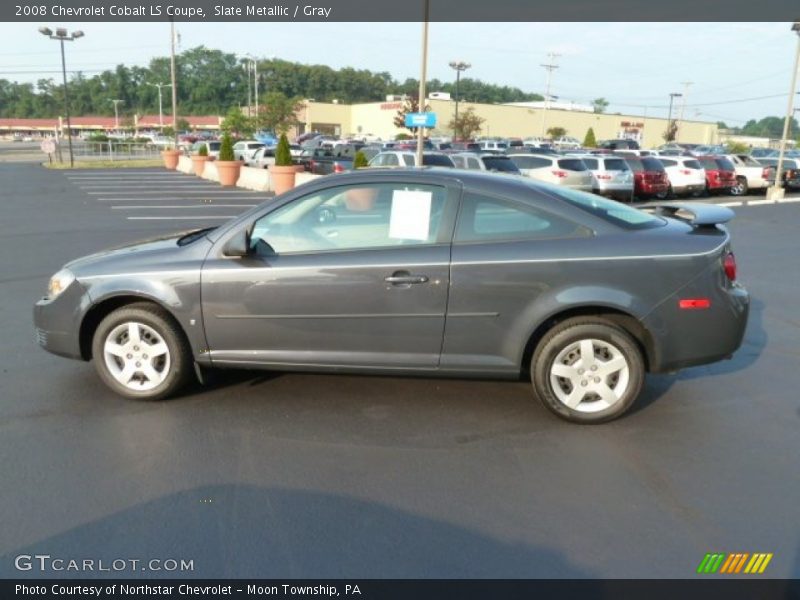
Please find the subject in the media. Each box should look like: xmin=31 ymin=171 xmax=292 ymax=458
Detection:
xmin=353 ymin=151 xmax=369 ymax=169
xmin=395 ymin=133 xmax=412 ymax=140
xmin=197 ymin=144 xmax=208 ymax=157
xmin=583 ymin=127 xmax=597 ymax=148
xmin=275 ymin=134 xmax=293 ymax=166
xmin=219 ymin=132 xmax=235 ymax=161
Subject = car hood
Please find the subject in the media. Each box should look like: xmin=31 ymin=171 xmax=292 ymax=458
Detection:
xmin=64 ymin=229 xmax=212 ymax=275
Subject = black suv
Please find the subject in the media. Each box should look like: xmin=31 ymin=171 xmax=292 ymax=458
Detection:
xmin=599 ymin=139 xmax=640 ymax=150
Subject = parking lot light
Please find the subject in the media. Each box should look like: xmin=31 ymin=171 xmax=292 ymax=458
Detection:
xmin=666 ymin=92 xmax=682 ymax=142
xmin=768 ymin=22 xmax=800 ymax=201
xmin=448 ymin=60 xmax=471 ymax=141
xmin=39 ymin=26 xmax=84 ymax=167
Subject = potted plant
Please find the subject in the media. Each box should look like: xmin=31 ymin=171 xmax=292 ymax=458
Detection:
xmin=269 ymin=134 xmax=297 ymax=195
xmin=216 ymin=132 xmax=242 ymax=187
xmin=161 ymin=146 xmax=181 ymax=170
xmin=191 ymin=143 xmax=210 ymax=176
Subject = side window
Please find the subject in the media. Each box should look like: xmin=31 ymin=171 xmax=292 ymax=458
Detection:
xmin=467 ymin=157 xmax=481 ymax=169
xmin=402 ymin=154 xmax=415 ymax=166
xmin=451 ymin=155 xmax=465 ymax=168
xmin=250 ymin=183 xmax=449 ymax=255
xmin=385 ymin=154 xmax=400 ymax=166
xmin=455 ymin=192 xmax=590 ymax=243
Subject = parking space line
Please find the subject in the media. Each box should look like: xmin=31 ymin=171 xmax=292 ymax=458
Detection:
xmin=718 ymin=201 xmax=743 ymax=207
xmin=87 ymin=191 xmax=263 ymax=195
xmin=111 ymin=205 xmax=257 ymax=209
xmin=747 ymin=199 xmax=777 ymax=206
xmin=126 ymin=216 xmax=237 ymax=220
xmin=777 ymin=197 xmax=800 ymax=204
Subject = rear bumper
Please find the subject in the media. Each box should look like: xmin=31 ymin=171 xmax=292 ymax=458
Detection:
xmin=637 ymin=182 xmax=669 ymax=195
xmin=643 ymin=283 xmax=749 ymax=373
xmin=672 ymin=184 xmax=705 ymax=195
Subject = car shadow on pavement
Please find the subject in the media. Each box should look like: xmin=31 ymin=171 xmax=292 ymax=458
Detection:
xmin=1 ymin=484 xmax=599 ymax=580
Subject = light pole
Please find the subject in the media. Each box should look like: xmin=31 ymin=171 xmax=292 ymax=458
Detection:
xmin=245 ymin=55 xmax=259 ymax=122
xmin=147 ymin=82 xmax=172 ymax=128
xmin=169 ymin=19 xmax=179 ymax=147
xmin=415 ymin=0 xmax=430 ymax=167
xmin=666 ymin=92 xmax=682 ymax=142
xmin=540 ymin=52 xmax=561 ymax=137
xmin=38 ymin=26 xmax=84 ymax=168
xmin=448 ymin=60 xmax=471 ymax=141
xmin=768 ymin=22 xmax=800 ymax=201
xmin=110 ymin=99 xmax=123 ymax=131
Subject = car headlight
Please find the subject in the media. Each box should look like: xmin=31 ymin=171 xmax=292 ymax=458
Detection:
xmin=47 ymin=269 xmax=75 ymax=299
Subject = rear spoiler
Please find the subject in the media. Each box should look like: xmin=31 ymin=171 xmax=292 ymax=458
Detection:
xmin=640 ymin=202 xmax=735 ymax=227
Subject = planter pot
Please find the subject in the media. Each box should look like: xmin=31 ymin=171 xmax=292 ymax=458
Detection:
xmin=216 ymin=160 xmax=243 ymax=187
xmin=270 ymin=165 xmax=298 ymax=195
xmin=191 ymin=155 xmax=210 ymax=176
xmin=344 ymin=187 xmax=378 ymax=212
xmin=161 ymin=149 xmax=181 ymax=170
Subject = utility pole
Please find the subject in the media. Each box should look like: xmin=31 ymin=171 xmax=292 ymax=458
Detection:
xmin=676 ymin=81 xmax=693 ymax=141
xmin=415 ymin=0 xmax=429 ymax=167
xmin=768 ymin=22 xmax=800 ymax=201
xmin=111 ymin=99 xmax=123 ymax=130
xmin=666 ymin=92 xmax=682 ymax=142
xmin=540 ymin=52 xmax=561 ymax=137
xmin=169 ymin=19 xmax=179 ymax=147
xmin=147 ymin=82 xmax=172 ymax=128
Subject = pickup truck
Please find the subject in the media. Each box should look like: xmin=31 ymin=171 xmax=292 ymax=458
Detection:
xmin=302 ymin=144 xmax=363 ymax=175
xmin=724 ymin=154 xmax=770 ymax=196
xmin=757 ymin=157 xmax=800 ymax=190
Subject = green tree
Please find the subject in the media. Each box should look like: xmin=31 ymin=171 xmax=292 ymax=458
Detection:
xmin=583 ymin=127 xmax=597 ymax=147
xmin=546 ymin=126 xmax=567 ymax=139
xmin=663 ymin=121 xmax=678 ymax=142
xmin=274 ymin=133 xmax=293 ymax=166
xmin=221 ymin=107 xmax=255 ymax=137
xmin=592 ymin=98 xmax=609 ymax=114
xmin=353 ymin=151 xmax=369 ymax=168
xmin=394 ymin=96 xmax=427 ymax=133
xmin=219 ymin=131 xmax=235 ymax=161
xmin=176 ymin=118 xmax=191 ymax=132
xmin=725 ymin=141 xmax=750 ymax=154
xmin=259 ymin=92 xmax=302 ymax=135
xmin=448 ymin=107 xmax=484 ymax=140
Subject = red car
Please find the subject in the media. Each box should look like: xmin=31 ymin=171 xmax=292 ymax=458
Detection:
xmin=620 ymin=155 xmax=669 ymax=199
xmin=698 ymin=156 xmax=736 ymax=195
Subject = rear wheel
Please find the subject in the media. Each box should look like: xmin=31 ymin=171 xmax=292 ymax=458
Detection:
xmin=531 ymin=318 xmax=645 ymax=423
xmin=655 ymin=185 xmax=672 ymax=200
xmin=730 ymin=177 xmax=748 ymax=196
xmin=91 ymin=303 xmax=192 ymax=401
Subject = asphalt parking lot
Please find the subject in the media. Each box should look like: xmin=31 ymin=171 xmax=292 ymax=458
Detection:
xmin=1 ymin=161 xmax=799 ymax=579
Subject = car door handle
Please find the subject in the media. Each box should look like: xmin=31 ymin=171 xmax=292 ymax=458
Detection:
xmin=385 ymin=273 xmax=429 ymax=285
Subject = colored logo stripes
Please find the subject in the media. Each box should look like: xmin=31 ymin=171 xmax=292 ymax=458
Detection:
xmin=697 ymin=552 xmax=773 ymax=574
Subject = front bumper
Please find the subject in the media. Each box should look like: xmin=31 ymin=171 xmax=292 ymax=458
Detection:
xmin=33 ymin=281 xmax=88 ymax=361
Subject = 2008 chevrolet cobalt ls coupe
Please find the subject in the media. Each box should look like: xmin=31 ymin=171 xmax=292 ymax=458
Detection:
xmin=34 ymin=169 xmax=749 ymax=423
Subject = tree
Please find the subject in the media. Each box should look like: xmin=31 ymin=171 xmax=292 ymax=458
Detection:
xmin=353 ymin=150 xmax=369 ymax=168
xmin=393 ymin=96 xmax=429 ymax=134
xmin=176 ymin=117 xmax=191 ymax=131
xmin=725 ymin=141 xmax=750 ymax=154
xmin=663 ymin=121 xmax=678 ymax=142
xmin=218 ymin=131 xmax=235 ymax=161
xmin=258 ymin=92 xmax=302 ymax=135
xmin=221 ymin=107 xmax=255 ymax=137
xmin=448 ymin=107 xmax=484 ymax=141
xmin=592 ymin=98 xmax=609 ymax=114
xmin=583 ymin=127 xmax=597 ymax=148
xmin=274 ymin=134 xmax=293 ymax=166
xmin=546 ymin=126 xmax=567 ymax=139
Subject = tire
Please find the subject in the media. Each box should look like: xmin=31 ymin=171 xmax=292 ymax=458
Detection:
xmin=655 ymin=185 xmax=672 ymax=200
xmin=730 ymin=177 xmax=748 ymax=196
xmin=531 ymin=317 xmax=645 ymax=424
xmin=91 ymin=302 xmax=193 ymax=401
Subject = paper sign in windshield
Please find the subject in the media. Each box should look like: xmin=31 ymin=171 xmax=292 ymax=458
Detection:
xmin=389 ymin=190 xmax=432 ymax=241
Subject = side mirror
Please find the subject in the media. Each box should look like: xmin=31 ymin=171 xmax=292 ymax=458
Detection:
xmin=222 ymin=228 xmax=251 ymax=257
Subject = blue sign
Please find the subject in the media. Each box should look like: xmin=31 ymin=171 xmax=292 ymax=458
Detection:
xmin=405 ymin=112 xmax=437 ymax=128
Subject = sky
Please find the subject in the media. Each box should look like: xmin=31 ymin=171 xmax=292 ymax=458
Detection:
xmin=1 ymin=21 xmax=798 ymax=126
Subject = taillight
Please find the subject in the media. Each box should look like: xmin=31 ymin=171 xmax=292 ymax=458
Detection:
xmin=333 ymin=162 xmax=345 ymax=173
xmin=762 ymin=167 xmax=770 ymax=179
xmin=724 ymin=252 xmax=737 ymax=282
xmin=679 ymin=169 xmax=691 ymax=175
xmin=551 ymin=170 xmax=568 ymax=178
xmin=309 ymin=159 xmax=316 ymax=170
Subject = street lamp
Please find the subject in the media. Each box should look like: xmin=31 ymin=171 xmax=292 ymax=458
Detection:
xmin=38 ymin=26 xmax=84 ymax=167
xmin=110 ymin=99 xmax=123 ymax=131
xmin=448 ymin=60 xmax=471 ymax=141
xmin=147 ymin=82 xmax=172 ymax=128
xmin=245 ymin=55 xmax=259 ymax=121
xmin=666 ymin=92 xmax=682 ymax=142
xmin=768 ymin=22 xmax=800 ymax=201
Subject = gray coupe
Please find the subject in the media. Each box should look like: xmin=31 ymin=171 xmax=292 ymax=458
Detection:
xmin=34 ymin=169 xmax=749 ymax=423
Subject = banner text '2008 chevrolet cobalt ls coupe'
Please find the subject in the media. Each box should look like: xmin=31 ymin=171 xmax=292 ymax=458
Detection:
xmin=34 ymin=169 xmax=749 ymax=423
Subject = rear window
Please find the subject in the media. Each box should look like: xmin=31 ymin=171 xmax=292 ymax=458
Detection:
xmin=482 ymin=156 xmax=520 ymax=172
xmin=660 ymin=159 xmax=677 ymax=167
xmin=581 ymin=158 xmax=598 ymax=169
xmin=546 ymin=186 xmax=665 ymax=230
xmin=641 ymin=157 xmax=665 ymax=172
xmin=510 ymin=156 xmax=551 ymax=169
xmin=699 ymin=158 xmax=718 ymax=170
xmin=715 ymin=158 xmax=735 ymax=171
xmin=684 ymin=159 xmax=703 ymax=169
xmin=422 ymin=154 xmax=455 ymax=167
xmin=623 ymin=157 xmax=643 ymax=172
xmin=604 ymin=158 xmax=630 ymax=171
xmin=557 ymin=158 xmax=587 ymax=171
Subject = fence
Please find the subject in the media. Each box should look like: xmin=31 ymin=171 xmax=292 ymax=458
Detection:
xmin=71 ymin=141 xmax=163 ymax=161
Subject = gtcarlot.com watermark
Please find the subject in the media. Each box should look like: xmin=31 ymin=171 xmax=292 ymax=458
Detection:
xmin=14 ymin=554 xmax=194 ymax=573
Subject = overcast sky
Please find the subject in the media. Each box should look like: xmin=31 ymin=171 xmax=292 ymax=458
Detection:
xmin=1 ymin=21 xmax=797 ymax=125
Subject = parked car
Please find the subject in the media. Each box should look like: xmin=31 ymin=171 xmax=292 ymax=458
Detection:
xmin=451 ymin=141 xmax=482 ymax=152
xmin=598 ymin=139 xmax=640 ymax=151
xmin=689 ymin=145 xmax=726 ymax=157
xmin=478 ymin=140 xmax=509 ymax=153
xmin=697 ymin=156 xmax=736 ymax=195
xmin=368 ymin=151 xmax=455 ymax=168
xmin=306 ymin=145 xmax=364 ymax=175
xmin=620 ymin=155 xmax=669 ymax=200
xmin=572 ymin=154 xmax=634 ymax=201
xmin=750 ymin=147 xmax=777 ymax=159
xmin=508 ymin=154 xmax=592 ymax=191
xmin=232 ymin=141 xmax=264 ymax=162
xmin=552 ymin=136 xmax=582 ymax=150
xmin=522 ymin=137 xmax=552 ymax=149
xmin=657 ymin=156 xmax=706 ymax=198
xmin=245 ymin=147 xmax=275 ymax=169
xmin=450 ymin=152 xmax=521 ymax=174
xmin=34 ymin=169 xmax=749 ymax=423
xmin=188 ymin=141 xmax=221 ymax=158
xmin=757 ymin=157 xmax=800 ymax=190
xmin=723 ymin=154 xmax=770 ymax=196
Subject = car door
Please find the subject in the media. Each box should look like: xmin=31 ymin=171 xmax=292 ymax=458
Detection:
xmin=201 ymin=178 xmax=460 ymax=369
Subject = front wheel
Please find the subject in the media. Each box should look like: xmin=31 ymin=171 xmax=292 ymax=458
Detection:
xmin=531 ymin=318 xmax=645 ymax=423
xmin=730 ymin=177 xmax=748 ymax=196
xmin=91 ymin=303 xmax=193 ymax=401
